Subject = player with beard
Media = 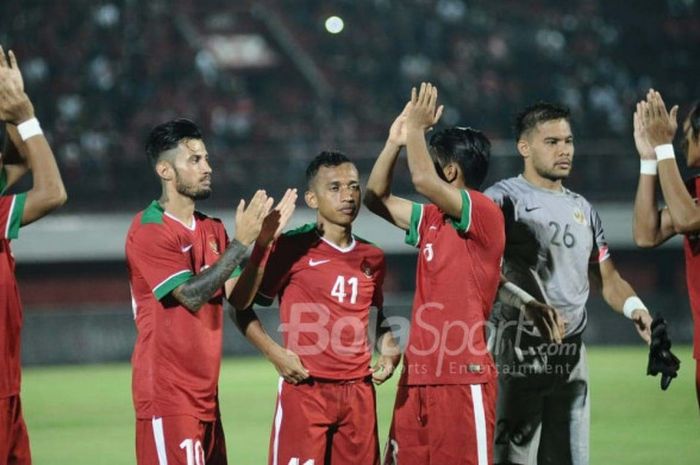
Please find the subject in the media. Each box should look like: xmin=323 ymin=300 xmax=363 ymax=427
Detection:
xmin=484 ymin=103 xmax=653 ymax=465
xmin=125 ymin=118 xmax=296 ymax=465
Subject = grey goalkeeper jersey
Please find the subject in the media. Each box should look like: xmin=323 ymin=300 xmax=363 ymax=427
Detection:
xmin=484 ymin=175 xmax=610 ymax=337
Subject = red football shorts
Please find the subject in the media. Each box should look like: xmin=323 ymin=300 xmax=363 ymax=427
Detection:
xmin=136 ymin=414 xmax=227 ymax=465
xmin=384 ymin=382 xmax=496 ymax=465
xmin=268 ymin=377 xmax=380 ymax=465
xmin=0 ymin=395 xmax=31 ymax=465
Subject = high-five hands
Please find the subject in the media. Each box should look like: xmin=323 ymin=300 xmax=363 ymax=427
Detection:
xmin=404 ymin=82 xmax=444 ymax=133
xmin=638 ymin=89 xmax=679 ymax=148
xmin=0 ymin=46 xmax=34 ymax=124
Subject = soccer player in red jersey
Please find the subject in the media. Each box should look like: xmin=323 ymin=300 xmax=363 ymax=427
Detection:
xmin=0 ymin=47 xmax=68 ymax=465
xmin=230 ymin=151 xmax=400 ymax=465
xmin=634 ymin=90 xmax=700 ymax=408
xmin=125 ymin=118 xmax=296 ymax=465
xmin=365 ymin=83 xmax=505 ymax=465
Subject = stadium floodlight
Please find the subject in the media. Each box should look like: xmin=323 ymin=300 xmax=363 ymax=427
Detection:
xmin=324 ymin=16 xmax=344 ymax=34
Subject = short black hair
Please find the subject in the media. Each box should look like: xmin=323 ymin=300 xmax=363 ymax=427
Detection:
xmin=145 ymin=118 xmax=203 ymax=167
xmin=514 ymin=102 xmax=570 ymax=141
xmin=305 ymin=151 xmax=353 ymax=185
xmin=429 ymin=127 xmax=491 ymax=190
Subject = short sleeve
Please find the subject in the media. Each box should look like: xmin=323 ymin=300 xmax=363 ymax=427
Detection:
xmin=449 ymin=189 xmax=472 ymax=232
xmin=127 ymin=226 xmax=194 ymax=300
xmin=0 ymin=193 xmax=26 ymax=240
xmin=405 ymin=202 xmax=425 ymax=248
xmin=255 ymin=238 xmax=294 ymax=306
xmin=589 ymin=207 xmax=610 ymax=264
xmin=483 ymin=183 xmax=506 ymax=207
xmin=464 ymin=190 xmax=504 ymax=241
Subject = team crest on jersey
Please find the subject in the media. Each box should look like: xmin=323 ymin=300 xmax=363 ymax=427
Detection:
xmin=573 ymin=208 xmax=586 ymax=225
xmin=209 ymin=239 xmax=220 ymax=255
xmin=361 ymin=260 xmax=373 ymax=277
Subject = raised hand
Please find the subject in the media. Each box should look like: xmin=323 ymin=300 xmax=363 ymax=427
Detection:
xmin=523 ymin=300 xmax=566 ymax=344
xmin=404 ymin=82 xmax=444 ymax=132
xmin=234 ymin=190 xmax=273 ymax=246
xmin=0 ymin=46 xmax=33 ymax=124
xmin=633 ymin=102 xmax=655 ymax=160
xmin=387 ymin=102 xmax=411 ymax=147
xmin=257 ymin=188 xmax=298 ymax=247
xmin=640 ymin=89 xmax=678 ymax=148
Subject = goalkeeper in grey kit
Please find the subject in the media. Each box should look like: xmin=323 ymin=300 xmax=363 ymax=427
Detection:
xmin=484 ymin=102 xmax=654 ymax=465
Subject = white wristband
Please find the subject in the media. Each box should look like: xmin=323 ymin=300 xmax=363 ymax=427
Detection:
xmin=622 ymin=296 xmax=648 ymax=319
xmin=16 ymin=117 xmax=42 ymax=141
xmin=640 ymin=160 xmax=658 ymax=175
xmin=654 ymin=144 xmax=675 ymax=161
xmin=498 ymin=281 xmax=535 ymax=311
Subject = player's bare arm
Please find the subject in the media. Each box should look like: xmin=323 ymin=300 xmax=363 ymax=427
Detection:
xmin=228 ymin=188 xmax=297 ymax=311
xmin=230 ymin=307 xmax=309 ymax=384
xmin=405 ymin=83 xmax=466 ymax=219
xmin=171 ymin=190 xmax=271 ymax=312
xmin=497 ymin=277 xmax=565 ymax=344
xmin=364 ymin=102 xmax=414 ymax=230
xmin=371 ymin=308 xmax=401 ymax=385
xmin=589 ymin=258 xmax=652 ymax=344
xmin=632 ymin=100 xmax=677 ymax=247
xmin=2 ymin=125 xmax=30 ymax=188
xmin=0 ymin=47 xmax=67 ymax=224
xmin=641 ymin=90 xmax=700 ymax=233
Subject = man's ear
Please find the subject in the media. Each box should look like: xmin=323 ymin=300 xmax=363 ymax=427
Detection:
xmin=155 ymin=159 xmax=174 ymax=182
xmin=305 ymin=189 xmax=318 ymax=209
xmin=444 ymin=163 xmax=459 ymax=183
xmin=517 ymin=138 xmax=529 ymax=160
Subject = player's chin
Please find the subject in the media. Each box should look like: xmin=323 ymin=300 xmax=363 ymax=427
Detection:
xmin=192 ymin=188 xmax=212 ymax=200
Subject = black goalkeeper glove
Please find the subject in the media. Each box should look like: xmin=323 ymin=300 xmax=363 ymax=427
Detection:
xmin=647 ymin=317 xmax=681 ymax=390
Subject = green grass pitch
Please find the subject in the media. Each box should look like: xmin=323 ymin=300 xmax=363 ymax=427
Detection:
xmin=22 ymin=346 xmax=699 ymax=464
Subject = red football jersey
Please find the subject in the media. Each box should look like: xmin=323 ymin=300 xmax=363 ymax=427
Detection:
xmin=401 ymin=189 xmax=504 ymax=385
xmin=126 ymin=201 xmax=238 ymax=420
xmin=0 ymin=175 xmax=27 ymax=399
xmin=256 ymin=223 xmax=385 ymax=380
xmin=683 ymin=176 xmax=700 ymax=359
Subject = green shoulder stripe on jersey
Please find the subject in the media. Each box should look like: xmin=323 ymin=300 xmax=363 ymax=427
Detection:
xmin=283 ymin=222 xmax=316 ymax=237
xmin=449 ymin=189 xmax=472 ymax=232
xmin=141 ymin=201 xmax=164 ymax=225
xmin=230 ymin=265 xmax=242 ymax=280
xmin=7 ymin=193 xmax=26 ymax=240
xmin=153 ymin=270 xmax=193 ymax=300
xmin=405 ymin=202 xmax=423 ymax=248
xmin=0 ymin=168 xmax=7 ymax=195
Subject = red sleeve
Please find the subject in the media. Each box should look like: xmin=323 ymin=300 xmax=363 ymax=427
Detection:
xmin=127 ymin=224 xmax=194 ymax=300
xmin=0 ymin=193 xmax=26 ymax=240
xmin=466 ymin=190 xmax=504 ymax=245
xmin=405 ymin=203 xmax=440 ymax=248
xmin=255 ymin=237 xmax=295 ymax=306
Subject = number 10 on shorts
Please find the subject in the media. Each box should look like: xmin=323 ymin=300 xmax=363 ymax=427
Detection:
xmin=179 ymin=438 xmax=204 ymax=465
xmin=288 ymin=459 xmax=314 ymax=465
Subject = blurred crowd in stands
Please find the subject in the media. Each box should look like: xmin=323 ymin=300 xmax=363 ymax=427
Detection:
xmin=2 ymin=0 xmax=699 ymax=210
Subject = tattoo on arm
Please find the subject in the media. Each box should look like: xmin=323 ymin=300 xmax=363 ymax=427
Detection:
xmin=172 ymin=239 xmax=248 ymax=312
